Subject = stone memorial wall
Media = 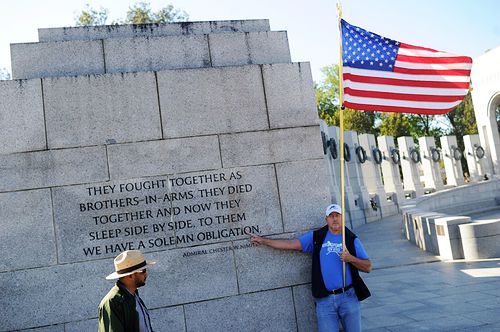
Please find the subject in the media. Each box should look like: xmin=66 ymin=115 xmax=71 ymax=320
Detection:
xmin=0 ymin=20 xmax=329 ymax=331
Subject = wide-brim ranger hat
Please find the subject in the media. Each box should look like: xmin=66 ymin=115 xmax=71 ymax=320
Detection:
xmin=106 ymin=250 xmax=156 ymax=280
xmin=325 ymin=203 xmax=342 ymax=216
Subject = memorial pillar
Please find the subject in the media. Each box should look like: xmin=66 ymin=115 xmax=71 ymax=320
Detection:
xmin=440 ymin=135 xmax=464 ymax=187
xmin=345 ymin=131 xmax=381 ymax=223
xmin=377 ymin=135 xmax=405 ymax=208
xmin=397 ymin=136 xmax=424 ymax=198
xmin=464 ymin=134 xmax=492 ymax=182
xmin=358 ymin=133 xmax=398 ymax=218
xmin=320 ymin=121 xmax=340 ymax=204
xmin=324 ymin=125 xmax=365 ymax=228
xmin=418 ymin=136 xmax=444 ymax=192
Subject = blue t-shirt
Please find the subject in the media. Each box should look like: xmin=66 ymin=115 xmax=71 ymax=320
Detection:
xmin=298 ymin=231 xmax=369 ymax=290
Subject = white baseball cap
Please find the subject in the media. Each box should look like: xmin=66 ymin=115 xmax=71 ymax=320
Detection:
xmin=325 ymin=204 xmax=342 ymax=216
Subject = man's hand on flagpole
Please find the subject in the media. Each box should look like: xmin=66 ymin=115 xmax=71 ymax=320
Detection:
xmin=341 ymin=246 xmax=372 ymax=273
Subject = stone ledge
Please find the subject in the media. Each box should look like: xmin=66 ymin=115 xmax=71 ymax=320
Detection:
xmin=219 ymin=126 xmax=323 ymax=168
xmin=0 ymin=146 xmax=109 ymax=192
xmin=401 ymin=179 xmax=500 ymax=260
xmin=107 ymin=136 xmax=221 ymax=180
xmin=459 ymin=220 xmax=500 ymax=259
xmin=0 ymin=79 xmax=46 ymax=155
xmin=38 ymin=19 xmax=271 ymax=42
xmin=11 ymin=40 xmax=105 ymax=80
xmin=14 ymin=29 xmax=290 ymax=79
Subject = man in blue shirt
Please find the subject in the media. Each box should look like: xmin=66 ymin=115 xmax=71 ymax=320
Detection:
xmin=251 ymin=204 xmax=372 ymax=332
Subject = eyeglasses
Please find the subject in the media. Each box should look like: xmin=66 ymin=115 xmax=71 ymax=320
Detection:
xmin=138 ymin=269 xmax=147 ymax=274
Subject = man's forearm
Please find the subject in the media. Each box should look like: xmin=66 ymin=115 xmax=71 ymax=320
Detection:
xmin=253 ymin=237 xmax=302 ymax=251
xmin=349 ymin=257 xmax=372 ymax=273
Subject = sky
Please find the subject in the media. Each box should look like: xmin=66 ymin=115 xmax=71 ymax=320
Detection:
xmin=1 ymin=0 xmax=499 ymax=82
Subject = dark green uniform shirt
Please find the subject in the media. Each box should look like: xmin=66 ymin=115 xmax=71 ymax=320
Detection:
xmin=98 ymin=282 xmax=142 ymax=332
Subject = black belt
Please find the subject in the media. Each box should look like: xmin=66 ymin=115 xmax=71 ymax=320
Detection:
xmin=329 ymin=284 xmax=353 ymax=295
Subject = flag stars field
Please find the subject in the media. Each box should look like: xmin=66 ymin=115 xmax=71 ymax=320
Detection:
xmin=340 ymin=18 xmax=472 ymax=114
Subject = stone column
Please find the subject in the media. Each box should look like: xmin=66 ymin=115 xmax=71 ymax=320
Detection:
xmin=397 ymin=136 xmax=424 ymax=198
xmin=345 ymin=131 xmax=381 ymax=223
xmin=377 ymin=135 xmax=405 ymax=207
xmin=325 ymin=125 xmax=365 ymax=228
xmin=440 ymin=136 xmax=464 ymax=187
xmin=470 ymin=46 xmax=500 ymax=177
xmin=464 ymin=134 xmax=492 ymax=182
xmin=418 ymin=136 xmax=444 ymax=191
xmin=358 ymin=133 xmax=397 ymax=218
xmin=320 ymin=121 xmax=340 ymax=203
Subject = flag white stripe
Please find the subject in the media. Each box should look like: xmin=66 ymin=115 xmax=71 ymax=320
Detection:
xmin=343 ymin=81 xmax=468 ymax=96
xmin=344 ymin=95 xmax=462 ymax=109
xmin=343 ymin=66 xmax=470 ymax=83
xmin=398 ymin=47 xmax=459 ymax=58
xmin=395 ymin=60 xmax=472 ymax=70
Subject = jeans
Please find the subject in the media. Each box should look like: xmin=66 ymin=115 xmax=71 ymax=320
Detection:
xmin=315 ymin=288 xmax=361 ymax=332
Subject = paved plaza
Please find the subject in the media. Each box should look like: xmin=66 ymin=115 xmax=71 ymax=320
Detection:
xmin=355 ymin=212 xmax=500 ymax=331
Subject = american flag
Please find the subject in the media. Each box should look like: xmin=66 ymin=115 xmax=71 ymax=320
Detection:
xmin=341 ymin=19 xmax=472 ymax=115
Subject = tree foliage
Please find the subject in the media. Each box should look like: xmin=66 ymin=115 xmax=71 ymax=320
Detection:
xmin=75 ymin=4 xmax=108 ymax=26
xmin=75 ymin=2 xmax=189 ymax=26
xmin=124 ymin=3 xmax=188 ymax=24
xmin=378 ymin=113 xmax=412 ymax=138
xmin=0 ymin=68 xmax=11 ymax=80
xmin=442 ymin=91 xmax=477 ymax=137
xmin=315 ymin=64 xmax=378 ymax=135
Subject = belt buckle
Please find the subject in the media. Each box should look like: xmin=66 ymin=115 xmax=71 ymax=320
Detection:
xmin=332 ymin=287 xmax=343 ymax=295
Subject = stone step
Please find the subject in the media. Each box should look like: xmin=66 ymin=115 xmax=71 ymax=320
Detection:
xmin=38 ymin=19 xmax=270 ymax=42
xmin=1 ymin=62 xmax=317 ymax=153
xmin=11 ymin=31 xmax=291 ymax=79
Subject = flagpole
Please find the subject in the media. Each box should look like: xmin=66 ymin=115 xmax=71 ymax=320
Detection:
xmin=336 ymin=1 xmax=346 ymax=288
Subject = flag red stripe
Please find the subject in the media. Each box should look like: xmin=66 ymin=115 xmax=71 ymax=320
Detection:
xmin=344 ymin=87 xmax=465 ymax=102
xmin=393 ymin=67 xmax=471 ymax=76
xmin=343 ymin=102 xmax=453 ymax=115
xmin=396 ymin=54 xmax=473 ymax=64
xmin=343 ymin=73 xmax=470 ymax=89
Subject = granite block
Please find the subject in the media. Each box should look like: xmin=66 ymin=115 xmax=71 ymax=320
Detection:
xmin=149 ymin=306 xmax=185 ymax=332
xmin=104 ymin=34 xmax=210 ymax=73
xmin=11 ymin=40 xmax=104 ymax=79
xmin=184 ymin=288 xmax=297 ymax=332
xmin=65 ymin=319 xmax=97 ymax=332
xmin=276 ymin=159 xmax=331 ymax=232
xmin=435 ymin=216 xmax=471 ymax=260
xmin=233 ymin=237 xmax=310 ymax=293
xmin=43 ymin=71 xmax=161 ymax=148
xmin=209 ymin=31 xmax=291 ymax=67
xmin=0 ymin=259 xmax=111 ymax=331
xmin=293 ymin=284 xmax=317 ymax=332
xmin=107 ymin=136 xmax=221 ymax=180
xmin=262 ymin=63 xmax=319 ymax=128
xmin=38 ymin=19 xmax=271 ymax=42
xmin=220 ymin=126 xmax=323 ymax=168
xmin=0 ymin=146 xmax=108 ymax=192
xmin=0 ymin=79 xmax=46 ymax=154
xmin=52 ymin=166 xmax=281 ymax=262
xmin=460 ymin=221 xmax=500 ymax=259
xmin=0 ymin=189 xmax=56 ymax=272
xmin=157 ymin=65 xmax=268 ymax=138
xmin=143 ymin=244 xmax=238 ymax=306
